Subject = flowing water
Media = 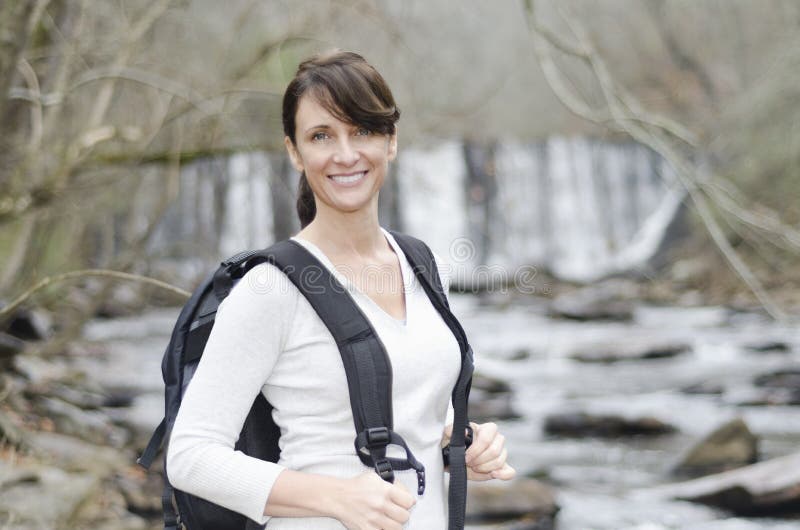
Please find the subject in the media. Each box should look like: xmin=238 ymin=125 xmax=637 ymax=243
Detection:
xmin=82 ymin=295 xmax=800 ymax=530
xmin=137 ymin=138 xmax=681 ymax=285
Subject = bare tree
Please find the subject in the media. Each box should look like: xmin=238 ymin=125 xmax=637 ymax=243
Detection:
xmin=523 ymin=0 xmax=799 ymax=320
xmin=0 ymin=0 xmax=328 ymax=340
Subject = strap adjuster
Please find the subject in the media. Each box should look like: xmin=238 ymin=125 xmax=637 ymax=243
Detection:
xmin=374 ymin=458 xmax=394 ymax=482
xmin=366 ymin=427 xmax=390 ymax=448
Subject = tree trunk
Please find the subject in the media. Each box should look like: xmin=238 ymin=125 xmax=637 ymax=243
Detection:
xmin=0 ymin=0 xmax=39 ymax=182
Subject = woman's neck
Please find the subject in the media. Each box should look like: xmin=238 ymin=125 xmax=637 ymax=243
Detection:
xmin=296 ymin=206 xmax=388 ymax=260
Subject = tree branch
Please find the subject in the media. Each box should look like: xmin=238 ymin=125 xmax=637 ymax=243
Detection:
xmin=0 ymin=269 xmax=190 ymax=323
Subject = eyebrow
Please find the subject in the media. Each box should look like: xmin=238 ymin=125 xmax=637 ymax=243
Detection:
xmin=304 ymin=124 xmax=331 ymax=133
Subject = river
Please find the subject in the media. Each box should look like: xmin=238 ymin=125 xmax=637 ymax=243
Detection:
xmin=81 ymin=294 xmax=800 ymax=530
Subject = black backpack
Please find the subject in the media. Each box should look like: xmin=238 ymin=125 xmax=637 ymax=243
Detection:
xmin=138 ymin=231 xmax=474 ymax=530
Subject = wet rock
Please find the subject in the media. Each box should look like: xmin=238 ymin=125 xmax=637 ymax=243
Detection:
xmin=508 ymin=348 xmax=531 ymax=361
xmin=27 ymin=431 xmax=125 ymax=475
xmin=744 ymin=340 xmax=791 ymax=353
xmin=671 ymin=418 xmax=758 ymax=477
xmin=26 ymin=381 xmax=108 ymax=410
xmin=466 ymin=478 xmax=559 ymax=528
xmin=101 ymin=387 xmax=138 ymax=408
xmin=0 ymin=464 xmax=100 ymax=527
xmin=34 ymin=396 xmax=129 ymax=447
xmin=548 ymin=287 xmax=634 ymax=321
xmin=473 ymin=373 xmax=512 ymax=394
xmin=0 ymin=331 xmax=26 ymax=362
xmin=681 ymin=379 xmax=725 ymax=395
xmin=3 ymin=307 xmax=52 ymax=341
xmin=569 ymin=338 xmax=690 ymax=363
xmin=77 ymin=480 xmax=151 ymax=530
xmin=470 ymin=373 xmax=519 ymax=422
xmin=724 ymin=370 xmax=800 ymax=406
xmin=117 ymin=472 xmax=163 ymax=518
xmin=13 ymin=353 xmax=81 ymax=385
xmin=470 ymin=390 xmax=520 ymax=422
xmin=0 ymin=410 xmax=26 ymax=448
xmin=727 ymin=386 xmax=800 ymax=407
xmin=754 ymin=369 xmax=800 ymax=389
xmin=650 ymin=451 xmax=800 ymax=516
xmin=490 ymin=347 xmax=534 ymax=361
xmin=0 ymin=460 xmax=38 ymax=489
xmin=548 ymin=294 xmax=633 ymax=322
xmin=544 ymin=411 xmax=677 ymax=438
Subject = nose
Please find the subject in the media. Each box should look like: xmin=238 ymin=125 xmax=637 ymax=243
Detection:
xmin=332 ymin=137 xmax=360 ymax=166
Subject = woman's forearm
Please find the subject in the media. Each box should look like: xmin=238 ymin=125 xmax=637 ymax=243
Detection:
xmin=264 ymin=469 xmax=343 ymax=518
xmin=265 ymin=469 xmax=416 ymax=529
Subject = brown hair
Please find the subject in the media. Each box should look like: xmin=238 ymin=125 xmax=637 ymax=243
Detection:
xmin=282 ymin=50 xmax=400 ymax=228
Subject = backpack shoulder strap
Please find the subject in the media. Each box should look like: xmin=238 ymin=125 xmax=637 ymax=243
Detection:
xmin=233 ymin=240 xmax=426 ymax=492
xmin=389 ymin=231 xmax=474 ymax=530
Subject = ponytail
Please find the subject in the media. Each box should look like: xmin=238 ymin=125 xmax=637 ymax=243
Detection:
xmin=296 ymin=172 xmax=316 ymax=228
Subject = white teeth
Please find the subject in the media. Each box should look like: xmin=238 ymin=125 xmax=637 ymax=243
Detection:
xmin=330 ymin=171 xmax=366 ymax=184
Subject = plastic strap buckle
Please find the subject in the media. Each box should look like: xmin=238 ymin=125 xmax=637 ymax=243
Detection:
xmin=374 ymin=458 xmax=395 ymax=483
xmin=442 ymin=424 xmax=474 ymax=467
xmin=366 ymin=427 xmax=390 ymax=449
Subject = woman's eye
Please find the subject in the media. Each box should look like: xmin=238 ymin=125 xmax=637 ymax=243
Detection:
xmin=355 ymin=128 xmax=371 ymax=136
xmin=311 ymin=132 xmax=329 ymax=141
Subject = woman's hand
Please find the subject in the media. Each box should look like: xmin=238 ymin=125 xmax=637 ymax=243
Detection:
xmin=332 ymin=471 xmax=416 ymax=530
xmin=442 ymin=422 xmax=516 ymax=482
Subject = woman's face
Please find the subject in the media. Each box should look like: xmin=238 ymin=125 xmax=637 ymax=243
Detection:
xmin=284 ymin=94 xmax=397 ymax=217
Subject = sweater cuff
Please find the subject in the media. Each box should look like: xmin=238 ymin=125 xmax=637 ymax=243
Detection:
xmin=214 ymin=451 xmax=285 ymax=525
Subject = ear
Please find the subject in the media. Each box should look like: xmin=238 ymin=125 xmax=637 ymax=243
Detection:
xmin=387 ymin=128 xmax=398 ymax=162
xmin=284 ymin=136 xmax=304 ymax=172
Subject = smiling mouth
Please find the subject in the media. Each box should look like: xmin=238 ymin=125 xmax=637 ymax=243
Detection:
xmin=328 ymin=171 xmax=367 ymax=184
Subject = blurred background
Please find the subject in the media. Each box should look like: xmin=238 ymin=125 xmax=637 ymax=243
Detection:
xmin=1 ymin=1 xmax=799 ymax=529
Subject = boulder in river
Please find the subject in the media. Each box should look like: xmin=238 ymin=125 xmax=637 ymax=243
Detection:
xmin=671 ymin=418 xmax=758 ymax=477
xmin=723 ymin=369 xmax=800 ymax=406
xmin=649 ymin=451 xmax=800 ymax=516
xmin=569 ymin=338 xmax=691 ymax=363
xmin=681 ymin=379 xmax=725 ymax=395
xmin=544 ymin=411 xmax=677 ymax=438
xmin=547 ymin=280 xmax=637 ymax=321
xmin=470 ymin=372 xmax=519 ymax=422
xmin=753 ymin=368 xmax=800 ymax=389
xmin=743 ymin=340 xmax=791 ymax=353
xmin=466 ymin=478 xmax=559 ymax=529
xmin=727 ymin=386 xmax=800 ymax=407
xmin=470 ymin=390 xmax=520 ymax=423
xmin=473 ymin=373 xmax=513 ymax=394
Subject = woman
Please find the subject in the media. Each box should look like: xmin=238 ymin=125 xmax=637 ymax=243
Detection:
xmin=167 ymin=50 xmax=514 ymax=530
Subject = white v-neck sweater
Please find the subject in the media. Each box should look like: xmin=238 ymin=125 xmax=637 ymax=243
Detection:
xmin=167 ymin=228 xmax=461 ymax=529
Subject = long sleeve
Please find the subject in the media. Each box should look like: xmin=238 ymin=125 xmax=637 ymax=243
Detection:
xmin=166 ymin=263 xmax=298 ymax=525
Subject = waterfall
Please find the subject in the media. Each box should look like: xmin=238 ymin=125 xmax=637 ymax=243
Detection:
xmin=218 ymin=152 xmax=274 ymax=258
xmin=487 ymin=137 xmax=683 ymax=282
xmin=138 ymin=138 xmax=684 ymax=285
